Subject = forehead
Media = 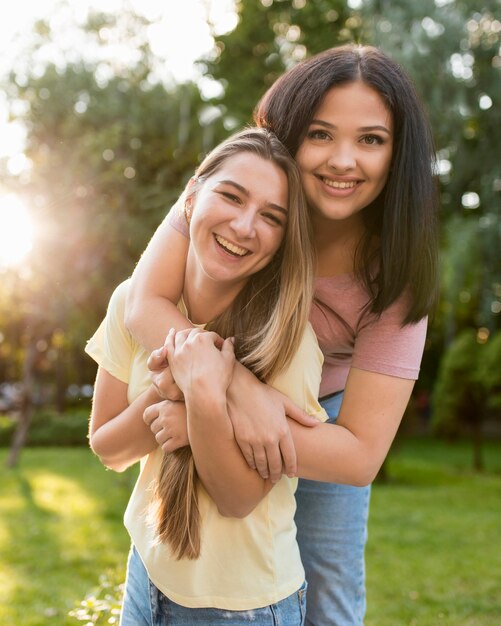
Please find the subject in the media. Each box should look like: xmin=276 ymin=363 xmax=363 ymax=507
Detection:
xmin=315 ymin=81 xmax=393 ymax=129
xmin=208 ymin=151 xmax=289 ymax=202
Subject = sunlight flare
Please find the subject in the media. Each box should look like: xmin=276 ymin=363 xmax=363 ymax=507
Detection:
xmin=0 ymin=194 xmax=34 ymax=268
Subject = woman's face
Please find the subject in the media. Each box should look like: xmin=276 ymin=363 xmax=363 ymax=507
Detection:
xmin=189 ymin=151 xmax=288 ymax=291
xmin=295 ymin=80 xmax=393 ymax=228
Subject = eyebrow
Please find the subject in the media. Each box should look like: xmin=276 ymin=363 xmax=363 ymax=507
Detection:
xmin=310 ymin=119 xmax=392 ymax=135
xmin=216 ymin=179 xmax=288 ymax=216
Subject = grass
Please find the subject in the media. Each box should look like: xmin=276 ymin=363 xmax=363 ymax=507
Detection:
xmin=0 ymin=448 xmax=136 ymax=626
xmin=366 ymin=438 xmax=501 ymax=626
xmin=0 ymin=438 xmax=500 ymax=625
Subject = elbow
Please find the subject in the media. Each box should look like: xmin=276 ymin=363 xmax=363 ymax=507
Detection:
xmin=350 ymin=461 xmax=382 ymax=487
xmin=216 ymin=501 xmax=256 ymax=519
xmin=89 ymin=435 xmax=128 ymax=473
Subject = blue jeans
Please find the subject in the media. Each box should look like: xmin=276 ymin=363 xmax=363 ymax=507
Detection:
xmin=295 ymin=392 xmax=370 ymax=626
xmin=120 ymin=546 xmax=307 ymax=625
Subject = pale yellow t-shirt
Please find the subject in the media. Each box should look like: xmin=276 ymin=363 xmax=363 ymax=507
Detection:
xmin=85 ymin=279 xmax=327 ymax=610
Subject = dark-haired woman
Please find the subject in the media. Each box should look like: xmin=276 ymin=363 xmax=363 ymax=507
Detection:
xmin=126 ymin=45 xmax=439 ymax=625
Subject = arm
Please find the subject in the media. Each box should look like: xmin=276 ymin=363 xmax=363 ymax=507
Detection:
xmin=165 ymin=329 xmax=273 ymax=518
xmin=290 ymin=368 xmax=414 ymax=486
xmin=126 ymin=211 xmax=193 ymax=352
xmin=89 ymin=367 xmax=161 ymax=472
xmin=126 ymin=211 xmax=316 ymax=472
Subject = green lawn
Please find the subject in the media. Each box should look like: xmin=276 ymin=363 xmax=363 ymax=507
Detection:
xmin=1 ymin=439 xmax=500 ymax=626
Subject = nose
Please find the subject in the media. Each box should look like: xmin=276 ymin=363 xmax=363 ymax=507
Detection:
xmin=230 ymin=208 xmax=257 ymax=239
xmin=327 ymin=142 xmax=356 ymax=171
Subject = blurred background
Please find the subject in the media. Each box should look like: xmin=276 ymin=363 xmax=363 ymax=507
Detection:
xmin=0 ymin=1 xmax=500 ymax=624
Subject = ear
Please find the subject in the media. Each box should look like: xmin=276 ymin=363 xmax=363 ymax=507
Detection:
xmin=183 ymin=176 xmax=200 ymax=225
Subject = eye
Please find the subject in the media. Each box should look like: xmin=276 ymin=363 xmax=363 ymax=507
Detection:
xmin=220 ymin=191 xmax=242 ymax=203
xmin=262 ymin=212 xmax=284 ymax=227
xmin=307 ymin=128 xmax=331 ymax=141
xmin=360 ymin=134 xmax=385 ymax=146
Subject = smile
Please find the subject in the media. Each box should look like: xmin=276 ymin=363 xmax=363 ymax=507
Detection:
xmin=321 ymin=177 xmax=359 ymax=189
xmin=214 ymin=234 xmax=250 ymax=257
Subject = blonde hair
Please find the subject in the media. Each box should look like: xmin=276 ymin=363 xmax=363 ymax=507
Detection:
xmin=152 ymin=127 xmax=314 ymax=559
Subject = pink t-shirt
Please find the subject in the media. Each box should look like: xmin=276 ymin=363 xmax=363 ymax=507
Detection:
xmin=168 ymin=207 xmax=427 ymax=397
xmin=311 ymin=275 xmax=427 ymax=397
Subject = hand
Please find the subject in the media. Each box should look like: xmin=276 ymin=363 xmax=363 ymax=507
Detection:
xmin=147 ymin=345 xmax=184 ymax=401
xmin=164 ymin=328 xmax=234 ymax=399
xmin=227 ymin=366 xmax=319 ymax=483
xmin=143 ymin=399 xmax=188 ymax=453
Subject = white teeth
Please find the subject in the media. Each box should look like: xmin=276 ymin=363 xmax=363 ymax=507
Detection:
xmin=323 ymin=178 xmax=357 ymax=189
xmin=215 ymin=234 xmax=248 ymax=257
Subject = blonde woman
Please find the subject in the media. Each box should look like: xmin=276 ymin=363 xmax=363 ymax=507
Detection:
xmin=86 ymin=128 xmax=324 ymax=624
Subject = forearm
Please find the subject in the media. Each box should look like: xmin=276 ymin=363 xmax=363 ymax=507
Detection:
xmin=290 ymin=370 xmax=414 ymax=485
xmin=186 ymin=388 xmax=272 ymax=518
xmin=90 ymin=385 xmax=160 ymax=472
xmin=289 ymin=420 xmax=384 ymax=486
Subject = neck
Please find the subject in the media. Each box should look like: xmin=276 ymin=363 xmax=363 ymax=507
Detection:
xmin=312 ymin=212 xmax=365 ymax=277
xmin=183 ymin=252 xmax=244 ymax=325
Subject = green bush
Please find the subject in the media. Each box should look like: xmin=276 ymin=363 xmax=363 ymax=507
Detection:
xmin=480 ymin=331 xmax=501 ymax=412
xmin=0 ymin=408 xmax=89 ymax=447
xmin=431 ymin=329 xmax=484 ymax=437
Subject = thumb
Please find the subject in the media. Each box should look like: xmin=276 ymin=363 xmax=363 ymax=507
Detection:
xmin=221 ymin=336 xmax=235 ymax=359
xmin=283 ymin=396 xmax=318 ymax=427
xmin=147 ymin=346 xmax=168 ymax=371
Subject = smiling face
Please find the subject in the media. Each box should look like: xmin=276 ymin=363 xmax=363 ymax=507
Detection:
xmin=187 ymin=151 xmax=288 ymax=297
xmin=295 ymin=80 xmax=393 ymax=232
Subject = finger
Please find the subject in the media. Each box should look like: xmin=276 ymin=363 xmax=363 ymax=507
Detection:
xmin=162 ymin=439 xmax=186 ymax=454
xmin=143 ymin=405 xmax=159 ymax=426
xmin=279 ymin=431 xmax=297 ymax=478
xmin=266 ymin=444 xmax=284 ymax=484
xmin=149 ymin=417 xmax=163 ymax=435
xmin=252 ymin=446 xmax=270 ymax=480
xmin=147 ymin=346 xmax=168 ymax=371
xmin=238 ymin=443 xmax=256 ymax=470
xmin=161 ymin=438 xmax=175 ymax=453
xmin=155 ymin=428 xmax=168 ymax=445
xmin=283 ymin=397 xmax=319 ymax=427
xmin=221 ymin=336 xmax=235 ymax=362
xmin=164 ymin=328 xmax=176 ymax=359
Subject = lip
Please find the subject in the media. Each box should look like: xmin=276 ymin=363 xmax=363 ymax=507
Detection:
xmin=213 ymin=233 xmax=251 ymax=258
xmin=315 ymin=174 xmax=362 ymax=197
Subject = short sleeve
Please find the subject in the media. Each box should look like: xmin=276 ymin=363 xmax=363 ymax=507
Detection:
xmin=85 ymin=280 xmax=133 ymax=384
xmin=352 ymin=299 xmax=428 ymax=380
xmin=271 ymin=323 xmax=328 ymax=422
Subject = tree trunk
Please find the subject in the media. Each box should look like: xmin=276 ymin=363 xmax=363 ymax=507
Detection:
xmin=6 ymin=337 xmax=37 ymax=468
xmin=471 ymin=417 xmax=484 ymax=472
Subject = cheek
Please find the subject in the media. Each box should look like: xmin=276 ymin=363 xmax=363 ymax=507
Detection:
xmin=262 ymin=229 xmax=284 ymax=258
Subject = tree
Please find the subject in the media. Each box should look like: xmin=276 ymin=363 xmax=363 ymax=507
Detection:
xmin=431 ymin=329 xmax=486 ymax=470
xmin=2 ymin=8 xmax=225 ymax=464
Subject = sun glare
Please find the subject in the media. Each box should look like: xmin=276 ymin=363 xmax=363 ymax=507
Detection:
xmin=0 ymin=194 xmax=34 ymax=268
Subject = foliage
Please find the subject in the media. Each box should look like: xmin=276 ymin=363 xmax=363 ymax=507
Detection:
xmin=0 ymin=408 xmax=90 ymax=447
xmin=0 ymin=0 xmax=500 ymax=451
xmin=430 ymin=327 xmax=501 ymax=470
xmin=0 ymin=8 xmax=228 ymax=419
xmin=2 ymin=443 xmax=501 ymax=626
xmin=201 ymin=0 xmax=501 ymax=432
xmin=202 ymin=0 xmax=365 ymax=126
xmin=480 ymin=331 xmax=501 ymax=411
xmin=431 ymin=329 xmax=485 ymax=438
xmin=68 ymin=572 xmax=123 ymax=625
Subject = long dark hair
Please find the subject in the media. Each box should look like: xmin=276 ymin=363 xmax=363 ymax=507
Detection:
xmin=254 ymin=44 xmax=439 ymax=324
